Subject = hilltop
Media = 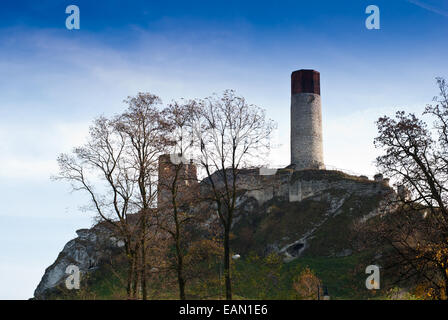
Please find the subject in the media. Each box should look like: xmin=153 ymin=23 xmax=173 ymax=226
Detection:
xmin=34 ymin=168 xmax=395 ymax=300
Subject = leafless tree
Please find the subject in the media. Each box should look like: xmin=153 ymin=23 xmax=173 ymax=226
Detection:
xmin=55 ymin=89 xmax=276 ymax=300
xmin=55 ymin=116 xmax=139 ymax=298
xmin=372 ymin=78 xmax=448 ymax=299
xmin=156 ymin=100 xmax=201 ymax=299
xmin=55 ymin=93 xmax=169 ymax=299
xmin=115 ymin=93 xmax=171 ymax=299
xmin=194 ymin=90 xmax=276 ymax=299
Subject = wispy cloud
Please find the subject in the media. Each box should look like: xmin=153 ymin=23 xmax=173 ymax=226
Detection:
xmin=407 ymin=0 xmax=448 ymax=18
xmin=0 ymin=122 xmax=90 ymax=179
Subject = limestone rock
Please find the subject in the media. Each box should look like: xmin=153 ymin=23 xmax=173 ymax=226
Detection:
xmin=33 ymin=223 xmax=119 ymax=299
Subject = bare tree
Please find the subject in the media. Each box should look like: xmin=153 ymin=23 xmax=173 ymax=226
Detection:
xmin=55 ymin=93 xmax=169 ymax=299
xmin=55 ymin=89 xmax=276 ymax=300
xmin=194 ymin=90 xmax=276 ymax=299
xmin=157 ymin=100 xmax=201 ymax=299
xmin=55 ymin=116 xmax=139 ymax=298
xmin=115 ymin=93 xmax=170 ymax=299
xmin=373 ymin=78 xmax=448 ymax=299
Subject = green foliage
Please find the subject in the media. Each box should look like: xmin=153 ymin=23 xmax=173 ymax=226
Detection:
xmin=232 ymin=252 xmax=373 ymax=300
xmin=385 ymin=287 xmax=420 ymax=300
xmin=44 ymin=249 xmax=421 ymax=300
xmin=233 ymin=253 xmax=284 ymax=299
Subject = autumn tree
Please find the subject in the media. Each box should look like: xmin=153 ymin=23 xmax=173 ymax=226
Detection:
xmin=194 ymin=90 xmax=276 ymax=299
xmin=373 ymin=78 xmax=448 ymax=299
xmin=293 ymin=267 xmax=322 ymax=300
xmin=156 ymin=100 xmax=202 ymax=299
xmin=55 ymin=93 xmax=169 ymax=299
xmin=115 ymin=93 xmax=170 ymax=299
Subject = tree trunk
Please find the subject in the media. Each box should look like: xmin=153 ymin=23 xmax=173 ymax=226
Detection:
xmin=132 ymin=252 xmax=139 ymax=298
xmin=177 ymin=263 xmax=186 ymax=300
xmin=172 ymin=167 xmax=187 ymax=300
xmin=141 ymin=235 xmax=147 ymax=300
xmin=224 ymin=226 xmax=232 ymax=300
xmin=126 ymin=243 xmax=135 ymax=299
xmin=126 ymin=255 xmax=134 ymax=298
xmin=176 ymin=237 xmax=186 ymax=299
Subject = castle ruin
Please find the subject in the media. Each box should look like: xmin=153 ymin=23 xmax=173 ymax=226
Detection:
xmin=157 ymin=69 xmax=390 ymax=208
xmin=157 ymin=154 xmax=199 ymax=206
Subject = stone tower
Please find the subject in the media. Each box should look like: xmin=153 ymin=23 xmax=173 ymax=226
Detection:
xmin=157 ymin=154 xmax=199 ymax=208
xmin=290 ymin=69 xmax=325 ymax=170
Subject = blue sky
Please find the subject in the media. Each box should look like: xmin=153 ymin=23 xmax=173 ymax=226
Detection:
xmin=1 ymin=0 xmax=448 ymax=299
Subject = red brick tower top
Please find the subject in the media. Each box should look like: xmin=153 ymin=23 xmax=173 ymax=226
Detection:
xmin=291 ymin=69 xmax=320 ymax=95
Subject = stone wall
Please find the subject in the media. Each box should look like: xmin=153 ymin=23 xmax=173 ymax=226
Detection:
xmin=232 ymin=169 xmax=391 ymax=206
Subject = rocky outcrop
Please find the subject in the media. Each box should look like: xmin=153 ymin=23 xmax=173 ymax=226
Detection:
xmin=34 ymin=223 xmax=124 ymax=299
xmin=204 ymin=168 xmax=391 ymax=207
xmin=230 ymin=169 xmax=393 ymax=260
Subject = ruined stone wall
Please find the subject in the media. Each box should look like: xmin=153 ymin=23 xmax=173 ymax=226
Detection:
xmin=288 ymin=177 xmax=388 ymax=202
xmin=157 ymin=154 xmax=199 ymax=207
xmin=230 ymin=169 xmax=391 ymax=206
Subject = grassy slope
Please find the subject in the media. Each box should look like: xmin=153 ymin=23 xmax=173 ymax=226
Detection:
xmin=233 ymin=253 xmax=377 ymax=300
xmin=46 ymin=252 xmax=388 ymax=300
